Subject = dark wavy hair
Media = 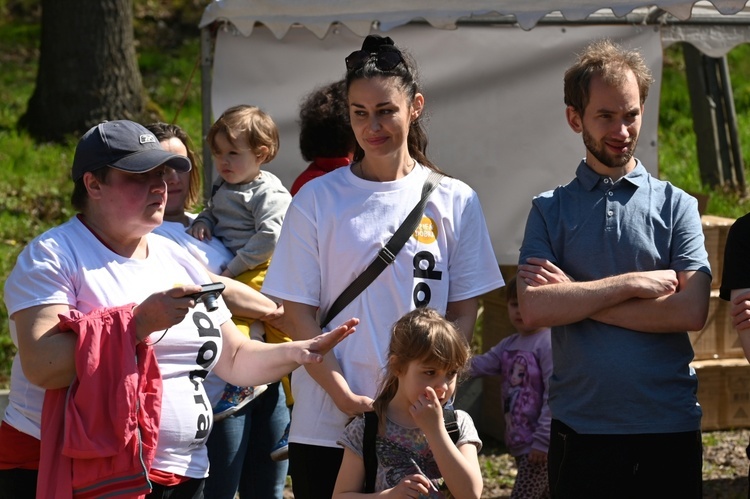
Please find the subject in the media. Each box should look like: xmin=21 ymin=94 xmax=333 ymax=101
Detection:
xmin=345 ymin=35 xmax=441 ymax=173
xmin=298 ymin=80 xmax=355 ymax=161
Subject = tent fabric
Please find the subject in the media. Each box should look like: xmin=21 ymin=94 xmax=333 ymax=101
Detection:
xmin=199 ymin=0 xmax=749 ymax=37
xmin=199 ymin=0 xmax=749 ymax=265
xmin=207 ymin=23 xmax=662 ymax=265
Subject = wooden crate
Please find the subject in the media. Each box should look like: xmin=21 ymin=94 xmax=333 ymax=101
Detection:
xmin=693 ymin=358 xmax=750 ymax=431
xmin=688 ymin=289 xmax=743 ymax=360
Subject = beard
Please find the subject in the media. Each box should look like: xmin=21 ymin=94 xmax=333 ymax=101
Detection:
xmin=582 ymin=128 xmax=637 ymax=169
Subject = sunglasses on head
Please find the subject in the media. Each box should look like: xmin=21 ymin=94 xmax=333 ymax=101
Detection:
xmin=345 ymin=46 xmax=404 ymax=72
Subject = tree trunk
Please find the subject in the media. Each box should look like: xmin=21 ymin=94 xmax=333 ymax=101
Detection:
xmin=19 ymin=0 xmax=144 ymax=141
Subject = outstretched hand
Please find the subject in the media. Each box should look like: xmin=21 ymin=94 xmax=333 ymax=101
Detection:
xmin=293 ymin=317 xmax=359 ymax=365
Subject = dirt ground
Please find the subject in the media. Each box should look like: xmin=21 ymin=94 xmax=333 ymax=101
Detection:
xmin=281 ymin=429 xmax=750 ymax=498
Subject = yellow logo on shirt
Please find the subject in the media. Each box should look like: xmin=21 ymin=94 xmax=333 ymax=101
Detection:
xmin=414 ymin=216 xmax=438 ymax=244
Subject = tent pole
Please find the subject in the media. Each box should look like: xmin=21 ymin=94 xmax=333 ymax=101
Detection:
xmin=200 ymin=24 xmax=216 ymax=205
xmin=719 ymin=56 xmax=746 ymax=193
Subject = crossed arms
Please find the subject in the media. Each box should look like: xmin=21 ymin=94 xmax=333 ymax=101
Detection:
xmin=517 ymin=257 xmax=710 ymax=333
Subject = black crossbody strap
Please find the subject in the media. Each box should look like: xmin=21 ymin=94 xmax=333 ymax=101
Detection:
xmin=320 ymin=170 xmax=445 ymax=327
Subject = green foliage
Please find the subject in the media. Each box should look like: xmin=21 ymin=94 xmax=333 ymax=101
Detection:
xmin=659 ymin=43 xmax=750 ymax=218
xmin=0 ymin=1 xmax=208 ymax=387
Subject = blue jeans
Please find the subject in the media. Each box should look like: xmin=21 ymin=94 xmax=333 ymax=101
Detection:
xmin=205 ymin=381 xmax=290 ymax=499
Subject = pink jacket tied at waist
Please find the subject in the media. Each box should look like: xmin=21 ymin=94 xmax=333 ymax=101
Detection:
xmin=38 ymin=305 xmax=162 ymax=499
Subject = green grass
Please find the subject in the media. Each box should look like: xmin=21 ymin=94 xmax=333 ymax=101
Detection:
xmin=659 ymin=44 xmax=750 ymax=218
xmin=0 ymin=8 xmax=749 ymax=387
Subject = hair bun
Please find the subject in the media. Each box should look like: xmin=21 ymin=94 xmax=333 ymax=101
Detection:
xmin=361 ymin=34 xmax=395 ymax=53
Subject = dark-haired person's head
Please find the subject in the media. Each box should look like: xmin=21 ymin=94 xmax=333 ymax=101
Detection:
xmin=344 ymin=35 xmax=438 ymax=171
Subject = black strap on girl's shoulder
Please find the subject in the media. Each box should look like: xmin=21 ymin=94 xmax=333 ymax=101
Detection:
xmin=362 ymin=408 xmax=458 ymax=493
xmin=443 ymin=407 xmax=459 ymax=443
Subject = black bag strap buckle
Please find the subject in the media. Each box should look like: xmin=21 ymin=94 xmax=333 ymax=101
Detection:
xmin=377 ymin=246 xmax=396 ymax=265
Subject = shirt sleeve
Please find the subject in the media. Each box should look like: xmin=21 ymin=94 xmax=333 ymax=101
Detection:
xmin=337 ymin=415 xmax=366 ymax=459
xmin=455 ymin=410 xmax=482 ymax=452
xmin=470 ymin=340 xmax=506 ymax=377
xmin=668 ymin=190 xmax=711 ymax=277
xmin=519 ymin=194 xmax=557 ymax=266
xmin=447 ymin=192 xmax=504 ymax=302
xmin=261 ymin=195 xmax=322 ymax=308
xmin=720 ymin=214 xmax=750 ymax=300
xmin=4 ymin=234 xmax=77 ymax=316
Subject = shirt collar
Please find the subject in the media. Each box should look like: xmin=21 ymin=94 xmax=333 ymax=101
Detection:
xmin=575 ymin=159 xmax=648 ymax=191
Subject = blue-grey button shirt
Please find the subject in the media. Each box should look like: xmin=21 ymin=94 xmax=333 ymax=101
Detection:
xmin=519 ymin=159 xmax=710 ymax=434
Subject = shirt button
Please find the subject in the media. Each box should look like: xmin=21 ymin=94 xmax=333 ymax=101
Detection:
xmin=608 ymin=210 xmax=614 ymax=216
xmin=608 ymin=191 xmax=613 ymax=197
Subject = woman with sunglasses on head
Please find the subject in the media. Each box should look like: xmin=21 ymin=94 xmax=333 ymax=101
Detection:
xmin=262 ymin=34 xmax=503 ymax=498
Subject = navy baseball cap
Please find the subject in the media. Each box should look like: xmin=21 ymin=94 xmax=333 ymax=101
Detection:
xmin=72 ymin=120 xmax=191 ymax=181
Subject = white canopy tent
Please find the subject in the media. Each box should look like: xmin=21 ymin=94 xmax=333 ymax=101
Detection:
xmin=198 ymin=1 xmax=750 ymax=266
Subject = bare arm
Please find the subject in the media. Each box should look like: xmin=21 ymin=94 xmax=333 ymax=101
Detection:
xmin=14 ymin=304 xmax=76 ymax=389
xmin=517 ymin=261 xmax=678 ymax=328
xmin=729 ymin=288 xmax=750 ymax=360
xmin=518 ymin=257 xmax=708 ymax=332
xmin=206 ymin=272 xmax=291 ymax=334
xmin=592 ymin=270 xmax=710 ymax=332
xmin=14 ymin=285 xmax=202 ymax=389
xmin=213 ymin=314 xmax=357 ymax=387
xmin=446 ymin=297 xmax=479 ymax=343
xmin=281 ymin=301 xmax=373 ymax=417
xmin=412 ymin=388 xmax=482 ymax=499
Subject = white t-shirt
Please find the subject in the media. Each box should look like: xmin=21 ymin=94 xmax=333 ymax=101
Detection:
xmin=262 ymin=163 xmax=503 ymax=447
xmin=153 ymin=214 xmax=243 ymax=406
xmin=3 ymin=216 xmax=232 ymax=478
xmin=154 ymin=214 xmax=234 ymax=275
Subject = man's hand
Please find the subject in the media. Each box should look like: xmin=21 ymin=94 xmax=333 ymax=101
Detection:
xmin=627 ymin=270 xmax=679 ymax=299
xmin=518 ymin=257 xmax=572 ymax=286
